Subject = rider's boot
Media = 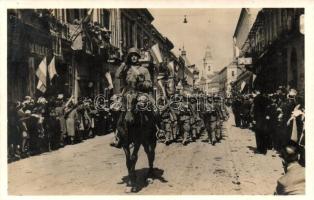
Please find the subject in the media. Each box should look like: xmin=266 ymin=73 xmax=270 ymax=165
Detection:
xmin=110 ymin=138 xmax=122 ymax=148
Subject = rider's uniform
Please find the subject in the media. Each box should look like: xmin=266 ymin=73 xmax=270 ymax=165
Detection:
xmin=115 ymin=48 xmax=158 ymax=146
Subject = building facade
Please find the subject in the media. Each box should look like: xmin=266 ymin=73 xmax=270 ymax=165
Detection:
xmin=8 ymin=9 xmax=177 ymax=103
xmin=233 ymin=8 xmax=304 ymax=93
xmin=218 ymin=62 xmax=239 ymax=98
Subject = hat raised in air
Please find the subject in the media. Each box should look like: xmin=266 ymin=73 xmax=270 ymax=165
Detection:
xmin=287 ymin=88 xmax=297 ymax=98
xmin=57 ymin=94 xmax=64 ymax=100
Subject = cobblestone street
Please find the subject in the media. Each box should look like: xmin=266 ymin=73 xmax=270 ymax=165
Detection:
xmin=8 ymin=113 xmax=284 ymax=195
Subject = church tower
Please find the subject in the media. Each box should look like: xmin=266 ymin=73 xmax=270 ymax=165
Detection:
xmin=203 ymin=45 xmax=214 ymax=78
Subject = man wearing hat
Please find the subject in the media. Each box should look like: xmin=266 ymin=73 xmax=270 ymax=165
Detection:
xmin=55 ymin=94 xmax=67 ymax=147
xmin=252 ymin=90 xmax=269 ymax=154
xmin=231 ymin=94 xmax=242 ymax=127
xmin=157 ymin=96 xmax=175 ymax=145
xmin=177 ymin=92 xmax=193 ymax=145
xmin=213 ymin=95 xmax=224 ymax=142
xmin=113 ymin=47 xmax=157 ymax=148
xmin=200 ymin=95 xmax=217 ymax=145
xmin=189 ymin=94 xmax=202 ymax=141
xmin=277 ymin=88 xmax=298 ymax=149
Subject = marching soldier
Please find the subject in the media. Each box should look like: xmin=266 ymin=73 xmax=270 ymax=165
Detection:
xmin=190 ymin=94 xmax=201 ymax=141
xmin=200 ymin=95 xmax=217 ymax=145
xmin=158 ymin=96 xmax=176 ymax=145
xmin=177 ymin=92 xmax=193 ymax=145
xmin=213 ymin=95 xmax=224 ymax=142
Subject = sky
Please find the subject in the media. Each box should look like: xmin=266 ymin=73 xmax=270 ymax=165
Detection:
xmin=149 ymin=9 xmax=241 ymax=72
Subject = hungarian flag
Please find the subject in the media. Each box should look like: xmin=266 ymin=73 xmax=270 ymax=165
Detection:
xmin=168 ymin=61 xmax=175 ymax=77
xmin=36 ymin=57 xmax=47 ymax=93
xmin=48 ymin=56 xmax=58 ymax=80
xmin=37 ymin=79 xmax=46 ymax=93
xmin=150 ymin=43 xmax=163 ymax=64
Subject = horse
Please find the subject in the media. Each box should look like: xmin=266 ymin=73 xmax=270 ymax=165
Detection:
xmin=119 ymin=93 xmax=158 ymax=193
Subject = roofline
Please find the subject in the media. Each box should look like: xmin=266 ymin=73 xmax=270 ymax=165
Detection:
xmin=233 ymin=8 xmax=247 ymax=38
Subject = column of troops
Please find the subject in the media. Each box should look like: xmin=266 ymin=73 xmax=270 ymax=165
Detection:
xmin=155 ymin=93 xmax=229 ymax=146
xmin=8 ymin=90 xmax=230 ymax=162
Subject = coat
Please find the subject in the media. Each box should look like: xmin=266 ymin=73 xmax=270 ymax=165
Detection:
xmin=253 ymin=94 xmax=269 ymax=132
xmin=126 ymin=65 xmax=152 ymax=92
xmin=55 ymin=106 xmax=67 ymax=135
xmin=275 ymin=162 xmax=305 ymax=195
xmin=65 ymin=107 xmax=78 ymax=137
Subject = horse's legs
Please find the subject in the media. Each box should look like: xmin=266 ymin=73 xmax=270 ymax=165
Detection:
xmin=122 ymin=147 xmax=131 ymax=181
xmin=129 ymin=143 xmax=140 ymax=186
xmin=143 ymin=141 xmax=156 ymax=177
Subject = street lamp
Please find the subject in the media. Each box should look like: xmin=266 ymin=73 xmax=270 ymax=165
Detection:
xmin=183 ymin=15 xmax=188 ymax=23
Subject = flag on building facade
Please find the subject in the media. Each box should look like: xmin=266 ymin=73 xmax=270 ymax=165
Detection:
xmin=105 ymin=72 xmax=114 ymax=90
xmin=36 ymin=57 xmax=47 ymax=93
xmin=252 ymin=74 xmax=257 ymax=87
xmin=167 ymin=61 xmax=175 ymax=77
xmin=36 ymin=57 xmax=47 ymax=86
xmin=240 ymin=81 xmax=246 ymax=92
xmin=157 ymin=79 xmax=166 ymax=97
xmin=37 ymin=79 xmax=46 ymax=93
xmin=150 ymin=43 xmax=163 ymax=64
xmin=48 ymin=56 xmax=58 ymax=80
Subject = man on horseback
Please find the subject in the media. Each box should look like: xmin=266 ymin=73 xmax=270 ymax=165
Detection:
xmin=111 ymin=47 xmax=160 ymax=192
xmin=112 ymin=46 xmax=159 ymax=146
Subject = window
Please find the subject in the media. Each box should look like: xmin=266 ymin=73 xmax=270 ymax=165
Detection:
xmin=61 ymin=9 xmax=66 ymax=22
xmin=66 ymin=9 xmax=72 ymax=23
xmin=101 ymin=9 xmax=110 ymax=29
xmin=74 ymin=9 xmax=80 ymax=20
xmin=232 ymin=71 xmax=235 ymax=77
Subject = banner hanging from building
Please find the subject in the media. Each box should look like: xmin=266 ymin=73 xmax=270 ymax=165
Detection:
xmin=36 ymin=57 xmax=47 ymax=86
xmin=150 ymin=43 xmax=163 ymax=64
xmin=36 ymin=57 xmax=47 ymax=93
xmin=48 ymin=56 xmax=58 ymax=80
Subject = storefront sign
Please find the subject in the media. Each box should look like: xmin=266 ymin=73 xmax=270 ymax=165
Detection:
xmin=238 ymin=57 xmax=252 ymax=65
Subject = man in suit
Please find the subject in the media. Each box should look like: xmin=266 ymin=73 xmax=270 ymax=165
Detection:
xmin=275 ymin=141 xmax=305 ymax=195
xmin=252 ymin=90 xmax=269 ymax=154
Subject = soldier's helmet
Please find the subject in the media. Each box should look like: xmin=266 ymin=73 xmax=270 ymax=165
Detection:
xmin=37 ymin=97 xmax=48 ymax=104
xmin=127 ymin=47 xmax=141 ymax=59
xmin=190 ymin=94 xmax=197 ymax=103
xmin=182 ymin=91 xmax=192 ymax=101
xmin=207 ymin=95 xmax=213 ymax=103
xmin=213 ymin=94 xmax=220 ymax=102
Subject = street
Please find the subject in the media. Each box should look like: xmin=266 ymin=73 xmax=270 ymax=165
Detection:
xmin=8 ymin=113 xmax=284 ymax=195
